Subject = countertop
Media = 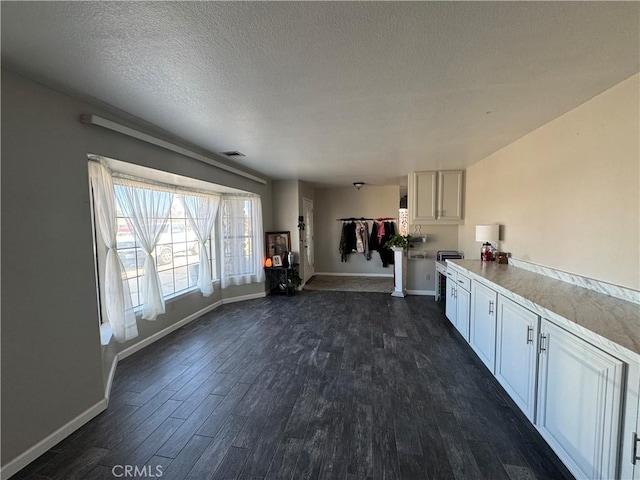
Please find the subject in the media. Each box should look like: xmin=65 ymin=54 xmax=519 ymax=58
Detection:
xmin=447 ymin=259 xmax=640 ymax=359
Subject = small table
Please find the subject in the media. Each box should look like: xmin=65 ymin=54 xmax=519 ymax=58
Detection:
xmin=264 ymin=263 xmax=300 ymax=296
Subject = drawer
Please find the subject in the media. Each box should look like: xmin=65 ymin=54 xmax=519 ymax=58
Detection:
xmin=445 ymin=268 xmax=457 ymax=282
xmin=454 ymin=273 xmax=471 ymax=291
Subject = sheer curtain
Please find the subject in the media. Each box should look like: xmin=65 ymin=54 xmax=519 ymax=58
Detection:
xmin=88 ymin=161 xmax=138 ymax=342
xmin=114 ymin=180 xmax=173 ymax=320
xmin=220 ymin=194 xmax=264 ymax=288
xmin=181 ymin=193 xmax=221 ymax=296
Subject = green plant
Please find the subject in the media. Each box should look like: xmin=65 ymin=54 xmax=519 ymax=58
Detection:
xmin=288 ymin=272 xmax=303 ymax=289
xmin=384 ymin=234 xmax=412 ymax=249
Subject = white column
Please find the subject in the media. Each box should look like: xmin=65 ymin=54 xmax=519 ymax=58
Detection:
xmin=391 ymin=247 xmax=407 ymax=298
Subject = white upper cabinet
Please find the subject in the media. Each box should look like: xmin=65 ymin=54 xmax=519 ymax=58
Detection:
xmin=408 ymin=170 xmax=463 ymax=224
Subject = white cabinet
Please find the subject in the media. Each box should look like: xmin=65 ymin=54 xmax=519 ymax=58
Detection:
xmin=445 ymin=270 xmax=457 ymax=324
xmin=444 ymin=267 xmax=471 ymax=341
xmin=495 ymin=295 xmax=539 ymax=421
xmin=469 ymin=280 xmax=498 ymax=372
xmin=408 ymin=170 xmax=463 ymax=224
xmin=536 ymin=319 xmax=624 ymax=480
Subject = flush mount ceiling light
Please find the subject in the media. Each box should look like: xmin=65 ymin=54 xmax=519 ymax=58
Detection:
xmin=221 ymin=151 xmax=245 ymax=157
xmin=353 ymin=182 xmax=365 ymax=190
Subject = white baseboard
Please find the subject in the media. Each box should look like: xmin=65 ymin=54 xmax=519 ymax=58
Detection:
xmin=407 ymin=290 xmax=436 ymax=296
xmin=313 ymin=272 xmax=393 ymax=278
xmin=1 ymin=399 xmax=108 ymax=480
xmin=222 ymin=291 xmax=266 ymax=305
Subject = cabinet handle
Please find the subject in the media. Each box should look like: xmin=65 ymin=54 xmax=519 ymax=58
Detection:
xmin=539 ymin=334 xmax=547 ymax=353
xmin=526 ymin=325 xmax=533 ymax=344
xmin=457 ymin=280 xmax=464 ymax=284
xmin=488 ymin=301 xmax=494 ymax=315
xmin=632 ymin=432 xmax=640 ymax=465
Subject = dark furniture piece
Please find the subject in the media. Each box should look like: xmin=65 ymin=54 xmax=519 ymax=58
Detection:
xmin=264 ymin=263 xmax=299 ymax=296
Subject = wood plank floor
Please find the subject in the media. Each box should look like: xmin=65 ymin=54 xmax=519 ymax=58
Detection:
xmin=13 ymin=291 xmax=573 ymax=480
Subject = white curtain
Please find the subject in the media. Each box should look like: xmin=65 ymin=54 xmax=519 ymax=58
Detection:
xmin=181 ymin=193 xmax=221 ymax=296
xmin=220 ymin=195 xmax=264 ymax=288
xmin=88 ymin=161 xmax=138 ymax=342
xmin=114 ymin=181 xmax=173 ymax=320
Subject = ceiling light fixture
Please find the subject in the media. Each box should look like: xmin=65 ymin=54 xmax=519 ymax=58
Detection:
xmin=353 ymin=182 xmax=365 ymax=190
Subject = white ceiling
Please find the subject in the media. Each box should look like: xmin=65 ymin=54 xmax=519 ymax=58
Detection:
xmin=2 ymin=2 xmax=638 ymax=188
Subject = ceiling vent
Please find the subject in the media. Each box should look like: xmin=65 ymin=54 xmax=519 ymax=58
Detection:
xmin=221 ymin=151 xmax=245 ymax=157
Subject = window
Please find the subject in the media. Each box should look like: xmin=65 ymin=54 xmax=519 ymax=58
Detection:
xmin=220 ymin=195 xmax=265 ymax=288
xmin=89 ymin=157 xmax=263 ymax=341
xmin=115 ymin=193 xmax=215 ymax=310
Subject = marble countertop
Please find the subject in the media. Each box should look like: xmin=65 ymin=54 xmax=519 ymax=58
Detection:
xmin=447 ymin=259 xmax=640 ymax=359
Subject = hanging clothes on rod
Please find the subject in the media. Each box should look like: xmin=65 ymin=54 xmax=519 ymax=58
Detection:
xmin=338 ymin=220 xmax=371 ymax=261
xmin=337 ymin=217 xmax=396 ymax=263
xmin=369 ymin=219 xmax=397 ymax=267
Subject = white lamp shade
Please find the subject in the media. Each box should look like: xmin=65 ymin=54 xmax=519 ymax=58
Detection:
xmin=476 ymin=224 xmax=499 ymax=243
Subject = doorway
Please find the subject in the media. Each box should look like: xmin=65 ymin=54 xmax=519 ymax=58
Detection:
xmin=302 ymin=197 xmax=314 ymax=283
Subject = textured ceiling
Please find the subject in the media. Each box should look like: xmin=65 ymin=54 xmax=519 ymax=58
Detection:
xmin=2 ymin=2 xmax=639 ymax=187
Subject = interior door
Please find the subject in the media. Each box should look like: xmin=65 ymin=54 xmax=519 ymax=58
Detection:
xmin=302 ymin=197 xmax=314 ymax=283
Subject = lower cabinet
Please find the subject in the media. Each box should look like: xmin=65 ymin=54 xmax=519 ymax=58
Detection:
xmin=536 ymin=319 xmax=624 ymax=480
xmin=455 ymin=286 xmax=470 ymax=340
xmin=444 ymin=267 xmax=470 ymax=340
xmin=495 ymin=295 xmax=538 ymax=421
xmin=469 ymin=281 xmax=498 ymax=372
xmin=460 ymin=274 xmax=634 ymax=479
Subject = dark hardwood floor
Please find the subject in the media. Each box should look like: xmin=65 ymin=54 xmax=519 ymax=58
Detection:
xmin=13 ymin=291 xmax=573 ymax=480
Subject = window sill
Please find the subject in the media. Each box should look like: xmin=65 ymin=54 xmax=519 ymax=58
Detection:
xmin=100 ymin=323 xmax=113 ymax=346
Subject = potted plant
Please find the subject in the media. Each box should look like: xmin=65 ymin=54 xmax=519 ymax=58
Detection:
xmin=384 ymin=234 xmax=412 ymax=250
xmin=277 ymin=270 xmax=302 ymax=292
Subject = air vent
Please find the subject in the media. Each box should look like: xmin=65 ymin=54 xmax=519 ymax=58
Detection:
xmin=221 ymin=151 xmax=245 ymax=157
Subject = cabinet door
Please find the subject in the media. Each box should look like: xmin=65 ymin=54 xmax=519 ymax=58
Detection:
xmin=455 ymin=287 xmax=470 ymax=341
xmin=536 ymin=319 xmax=624 ymax=480
xmin=469 ymin=281 xmax=498 ymax=372
xmin=408 ymin=171 xmax=437 ymax=223
xmin=445 ymin=282 xmax=457 ymax=325
xmin=437 ymin=170 xmax=463 ymax=221
xmin=495 ymin=295 xmax=538 ymax=421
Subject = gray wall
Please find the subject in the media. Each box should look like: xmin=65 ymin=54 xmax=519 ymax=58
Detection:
xmin=272 ymin=179 xmax=300 ymax=258
xmin=1 ymin=69 xmax=273 ymax=467
xmin=406 ymin=225 xmax=459 ymax=292
xmin=314 ymin=185 xmax=400 ymax=275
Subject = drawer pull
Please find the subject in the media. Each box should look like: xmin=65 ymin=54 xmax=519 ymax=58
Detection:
xmin=539 ymin=334 xmax=547 ymax=353
xmin=526 ymin=325 xmax=533 ymax=344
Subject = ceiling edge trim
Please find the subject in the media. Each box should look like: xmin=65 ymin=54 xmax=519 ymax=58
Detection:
xmin=80 ymin=114 xmax=267 ymax=185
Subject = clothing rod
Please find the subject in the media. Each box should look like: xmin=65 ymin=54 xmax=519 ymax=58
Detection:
xmin=80 ymin=114 xmax=267 ymax=185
